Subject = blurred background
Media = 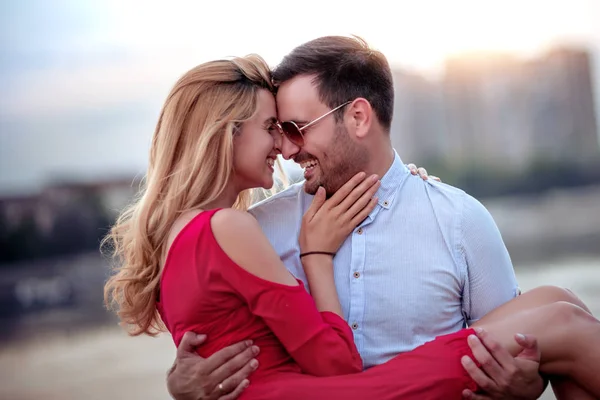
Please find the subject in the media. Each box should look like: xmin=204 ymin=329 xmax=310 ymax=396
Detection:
xmin=1 ymin=1 xmax=599 ymax=399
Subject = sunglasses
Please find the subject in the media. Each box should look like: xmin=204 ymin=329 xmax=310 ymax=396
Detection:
xmin=278 ymin=101 xmax=352 ymax=147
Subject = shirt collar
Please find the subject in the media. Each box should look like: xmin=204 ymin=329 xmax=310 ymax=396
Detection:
xmin=375 ymin=150 xmax=409 ymax=210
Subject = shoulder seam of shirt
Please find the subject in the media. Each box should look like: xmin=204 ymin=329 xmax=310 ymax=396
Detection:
xmin=456 ymin=189 xmax=470 ymax=320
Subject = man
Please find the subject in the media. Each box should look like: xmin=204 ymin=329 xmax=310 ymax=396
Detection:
xmin=166 ymin=36 xmax=545 ymax=400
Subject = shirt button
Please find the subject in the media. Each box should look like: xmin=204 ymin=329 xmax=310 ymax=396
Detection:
xmin=353 ymin=272 xmax=360 ymax=279
xmin=356 ymin=228 xmax=363 ymax=235
xmin=351 ymin=323 xmax=359 ymax=330
xmin=383 ymin=200 xmax=389 ymax=206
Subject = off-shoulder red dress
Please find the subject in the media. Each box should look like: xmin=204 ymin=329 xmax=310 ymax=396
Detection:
xmin=157 ymin=209 xmax=479 ymax=399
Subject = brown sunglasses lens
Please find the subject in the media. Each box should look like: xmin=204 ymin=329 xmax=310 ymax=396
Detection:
xmin=280 ymin=122 xmax=304 ymax=146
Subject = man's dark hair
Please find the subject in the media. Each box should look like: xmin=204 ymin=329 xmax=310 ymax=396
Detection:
xmin=272 ymin=36 xmax=394 ymax=131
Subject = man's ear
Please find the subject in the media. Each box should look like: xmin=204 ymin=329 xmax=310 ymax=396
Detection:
xmin=347 ymin=98 xmax=372 ymax=139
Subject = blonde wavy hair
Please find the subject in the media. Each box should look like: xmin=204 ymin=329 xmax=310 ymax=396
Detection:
xmin=103 ymin=54 xmax=276 ymax=336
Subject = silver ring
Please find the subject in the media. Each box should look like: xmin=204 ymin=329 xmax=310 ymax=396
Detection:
xmin=218 ymin=383 xmax=225 ymax=392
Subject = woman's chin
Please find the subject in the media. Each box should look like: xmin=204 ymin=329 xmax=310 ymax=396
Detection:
xmin=261 ymin=177 xmax=274 ymax=189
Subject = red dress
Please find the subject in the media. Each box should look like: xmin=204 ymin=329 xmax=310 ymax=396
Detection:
xmin=157 ymin=209 xmax=479 ymax=399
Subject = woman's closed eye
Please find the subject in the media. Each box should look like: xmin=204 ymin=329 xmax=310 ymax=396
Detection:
xmin=267 ymin=124 xmax=279 ymax=133
xmin=264 ymin=119 xmax=280 ymax=136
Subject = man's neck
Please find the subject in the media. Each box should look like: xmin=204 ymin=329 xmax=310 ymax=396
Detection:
xmin=365 ymin=141 xmax=395 ymax=179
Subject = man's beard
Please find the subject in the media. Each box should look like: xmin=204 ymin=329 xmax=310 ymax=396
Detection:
xmin=304 ymin=125 xmax=369 ymax=197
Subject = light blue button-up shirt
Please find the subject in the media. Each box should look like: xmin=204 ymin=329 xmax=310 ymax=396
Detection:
xmin=249 ymin=151 xmax=519 ymax=368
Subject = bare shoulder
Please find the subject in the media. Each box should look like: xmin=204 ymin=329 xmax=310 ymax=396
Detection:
xmin=211 ymin=208 xmax=297 ymax=286
xmin=211 ymin=208 xmax=261 ymax=238
xmin=211 ymin=208 xmax=263 ymax=254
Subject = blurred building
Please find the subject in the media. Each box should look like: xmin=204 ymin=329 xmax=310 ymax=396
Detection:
xmin=443 ymin=53 xmax=532 ymax=169
xmin=527 ymin=48 xmax=599 ymax=165
xmin=0 ymin=178 xmax=138 ymax=263
xmin=392 ymin=70 xmax=447 ymax=163
xmin=391 ymin=47 xmax=599 ymax=171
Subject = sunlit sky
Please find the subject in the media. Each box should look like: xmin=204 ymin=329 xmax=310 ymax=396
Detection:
xmin=0 ymin=0 xmax=599 ymax=194
xmin=99 ymin=0 xmax=600 ymax=68
xmin=3 ymin=0 xmax=600 ymax=116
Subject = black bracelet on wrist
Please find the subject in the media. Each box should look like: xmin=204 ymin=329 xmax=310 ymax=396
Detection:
xmin=299 ymin=251 xmax=336 ymax=258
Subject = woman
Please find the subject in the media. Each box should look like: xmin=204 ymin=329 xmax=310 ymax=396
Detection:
xmin=104 ymin=54 xmax=600 ymax=399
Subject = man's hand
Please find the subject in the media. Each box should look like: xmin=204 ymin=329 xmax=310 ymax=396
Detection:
xmin=167 ymin=332 xmax=260 ymax=400
xmin=461 ymin=328 xmax=545 ymax=400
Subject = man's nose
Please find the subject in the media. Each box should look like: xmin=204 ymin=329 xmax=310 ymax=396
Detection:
xmin=280 ymin=133 xmax=301 ymax=160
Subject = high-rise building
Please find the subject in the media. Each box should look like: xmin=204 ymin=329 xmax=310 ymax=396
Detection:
xmin=526 ymin=48 xmax=599 ymax=165
xmin=390 ymin=47 xmax=599 ymax=171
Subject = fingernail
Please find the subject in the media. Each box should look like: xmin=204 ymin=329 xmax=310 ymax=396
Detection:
xmin=371 ymin=174 xmax=378 ymax=181
xmin=245 ymin=340 xmax=253 ymax=346
xmin=468 ymin=335 xmax=478 ymax=343
xmin=197 ymin=334 xmax=207 ymax=340
xmin=242 ymin=379 xmax=249 ymax=389
xmin=250 ymin=359 xmax=259 ymax=369
xmin=251 ymin=345 xmax=260 ymax=355
xmin=474 ymin=327 xmax=483 ymax=334
xmin=516 ymin=333 xmax=526 ymax=340
xmin=461 ymin=355 xmax=472 ymax=365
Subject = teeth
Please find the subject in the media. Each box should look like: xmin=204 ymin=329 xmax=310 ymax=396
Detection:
xmin=300 ymin=160 xmax=318 ymax=169
xmin=266 ymin=158 xmax=274 ymax=167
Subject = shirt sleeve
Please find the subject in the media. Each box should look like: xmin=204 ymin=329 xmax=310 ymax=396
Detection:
xmin=459 ymin=194 xmax=520 ymax=325
xmin=220 ymin=263 xmax=363 ymax=376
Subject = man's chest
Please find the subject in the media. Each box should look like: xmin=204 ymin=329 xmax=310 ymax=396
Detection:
xmin=282 ymin=224 xmax=465 ymax=310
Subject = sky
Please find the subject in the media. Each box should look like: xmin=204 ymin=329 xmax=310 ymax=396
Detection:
xmin=1 ymin=0 xmax=599 ymax=195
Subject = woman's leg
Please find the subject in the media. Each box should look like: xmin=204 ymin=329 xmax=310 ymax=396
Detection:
xmin=472 ymin=285 xmax=592 ymax=321
xmin=471 ymin=286 xmax=600 ymax=396
xmin=472 ymin=285 xmax=597 ymax=399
